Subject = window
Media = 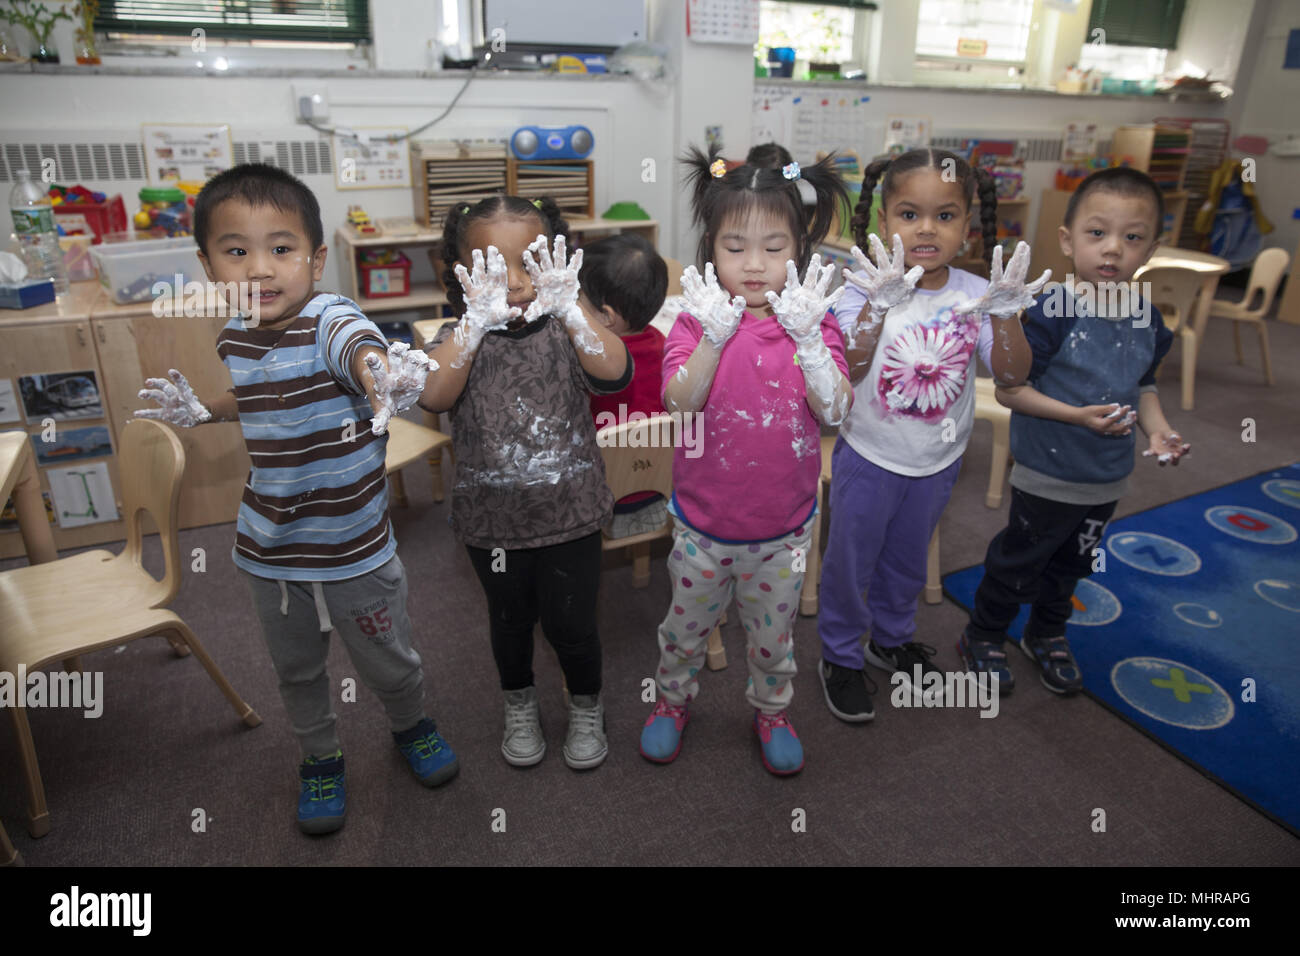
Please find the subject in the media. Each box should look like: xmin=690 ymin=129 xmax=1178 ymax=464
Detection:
xmin=1087 ymin=0 xmax=1186 ymax=50
xmin=757 ymin=1 xmax=858 ymax=67
xmin=96 ymin=0 xmax=371 ymax=43
xmin=914 ymin=0 xmax=1033 ymax=63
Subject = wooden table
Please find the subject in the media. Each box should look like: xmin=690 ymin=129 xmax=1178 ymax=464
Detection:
xmin=0 ymin=430 xmax=56 ymax=864
xmin=1137 ymin=245 xmax=1230 ymax=412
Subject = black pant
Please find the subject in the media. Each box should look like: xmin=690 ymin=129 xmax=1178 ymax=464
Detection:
xmin=466 ymin=532 xmax=603 ymax=695
xmin=966 ymin=488 xmax=1117 ymax=644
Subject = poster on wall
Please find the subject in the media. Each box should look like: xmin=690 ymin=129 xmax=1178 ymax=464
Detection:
xmin=883 ymin=116 xmax=931 ymax=155
xmin=141 ymin=124 xmax=234 ymax=185
xmin=334 ymin=127 xmax=411 ymax=190
xmin=30 ymin=425 xmax=113 ymax=467
xmin=47 ymin=461 xmax=119 ymax=529
xmin=17 ymin=371 xmax=103 ymax=422
xmin=0 ymin=379 xmax=21 ymax=425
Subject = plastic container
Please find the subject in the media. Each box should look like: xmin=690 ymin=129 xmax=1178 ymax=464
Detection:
xmin=58 ymin=235 xmax=97 ymax=282
xmin=766 ymin=47 xmax=795 ymax=78
xmin=134 ymin=186 xmax=192 ymax=237
xmin=91 ymin=233 xmax=204 ymax=305
xmin=9 ymin=169 xmax=70 ymax=296
xmin=51 ymin=190 xmax=126 ymax=243
xmin=358 ymin=249 xmax=411 ymax=298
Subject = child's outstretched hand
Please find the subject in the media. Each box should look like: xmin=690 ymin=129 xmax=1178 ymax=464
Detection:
xmin=451 ymin=245 xmax=522 ymax=367
xmin=1143 ymin=429 xmax=1191 ymax=466
xmin=1076 ymin=402 xmax=1136 ymax=436
xmin=134 ymin=368 xmax=212 ymax=427
xmin=365 ymin=342 xmax=437 ymax=436
xmin=843 ymin=233 xmax=923 ymax=322
xmin=522 ymin=234 xmax=603 ymax=354
xmin=682 ymin=262 xmax=746 ymax=348
xmin=953 ymin=241 xmax=1051 ymax=317
xmin=766 ymin=254 xmax=844 ymax=346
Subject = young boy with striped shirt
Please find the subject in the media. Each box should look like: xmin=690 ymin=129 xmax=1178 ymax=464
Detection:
xmin=134 ymin=164 xmax=456 ymax=835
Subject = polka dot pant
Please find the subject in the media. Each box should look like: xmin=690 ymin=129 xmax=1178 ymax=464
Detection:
xmin=653 ymin=517 xmax=811 ymax=712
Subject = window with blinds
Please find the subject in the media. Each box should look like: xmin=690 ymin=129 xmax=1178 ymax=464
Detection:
xmin=1086 ymin=0 xmax=1186 ymax=50
xmin=95 ymin=0 xmax=371 ymax=43
xmin=915 ymin=0 xmax=1034 ymax=63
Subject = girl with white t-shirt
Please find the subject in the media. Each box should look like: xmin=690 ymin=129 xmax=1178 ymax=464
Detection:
xmin=817 ymin=148 xmax=1049 ymax=722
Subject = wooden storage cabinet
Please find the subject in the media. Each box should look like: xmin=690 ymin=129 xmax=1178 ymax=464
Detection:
xmin=0 ymin=316 xmax=127 ymax=559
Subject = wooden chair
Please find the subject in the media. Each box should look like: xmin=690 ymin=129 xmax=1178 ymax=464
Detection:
xmin=808 ymin=434 xmax=945 ymax=610
xmin=0 ymin=820 xmax=20 ymax=866
xmin=1138 ymin=266 xmax=1204 ymax=411
xmin=0 ymin=419 xmax=261 ymax=838
xmin=1208 ymin=247 xmax=1289 ymax=386
xmin=597 ymin=413 xmax=726 ymax=669
xmin=663 ymin=256 xmax=684 ymax=298
xmin=385 ymin=417 xmax=452 ymax=506
xmin=409 ymin=317 xmax=460 ymax=499
xmin=974 ymin=377 xmax=1012 ymax=509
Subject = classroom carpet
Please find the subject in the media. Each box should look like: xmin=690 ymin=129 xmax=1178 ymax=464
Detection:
xmin=942 ymin=464 xmax=1300 ymax=836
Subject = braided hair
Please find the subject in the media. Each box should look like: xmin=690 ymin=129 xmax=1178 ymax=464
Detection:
xmin=681 ymin=143 xmax=847 ymax=275
xmin=850 ymin=148 xmax=999 ymax=270
xmin=439 ymin=195 xmax=569 ymax=317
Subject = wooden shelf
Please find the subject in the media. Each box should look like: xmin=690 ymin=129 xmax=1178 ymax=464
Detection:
xmin=353 ymin=282 xmax=448 ymax=314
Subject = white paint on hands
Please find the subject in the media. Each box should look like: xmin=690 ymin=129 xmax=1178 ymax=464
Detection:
xmin=681 ymin=262 xmax=746 ymax=348
xmin=523 ymin=234 xmax=604 ymax=355
xmin=135 ymin=368 xmax=212 ymax=427
xmin=952 ymin=241 xmax=1051 ymax=317
xmin=452 ymin=245 xmax=522 ymax=368
xmin=367 ymin=341 xmax=436 ymax=435
xmin=844 ymin=234 xmax=923 ymax=322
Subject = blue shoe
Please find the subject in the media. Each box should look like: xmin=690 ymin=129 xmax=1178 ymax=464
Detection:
xmin=640 ymin=699 xmax=689 ymax=763
xmin=753 ymin=710 xmax=804 ymax=775
xmin=957 ymin=633 xmax=1015 ymax=694
xmin=394 ymin=717 xmax=460 ymax=787
xmin=1018 ymin=633 xmax=1083 ymax=695
xmin=298 ymin=751 xmax=346 ymax=835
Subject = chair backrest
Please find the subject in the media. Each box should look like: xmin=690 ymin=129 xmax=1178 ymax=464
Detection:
xmin=1140 ymin=266 xmax=1202 ymax=333
xmin=113 ymin=418 xmax=186 ymax=607
xmin=597 ymin=413 xmax=678 ymax=501
xmin=1240 ymin=248 xmax=1290 ymax=318
xmin=662 ymin=256 xmax=684 ymax=298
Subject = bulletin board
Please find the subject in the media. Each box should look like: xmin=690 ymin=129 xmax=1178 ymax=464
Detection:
xmin=141 ymin=124 xmax=233 ymax=185
xmin=752 ymin=84 xmax=881 ymax=165
xmin=333 ymin=127 xmax=411 ymax=190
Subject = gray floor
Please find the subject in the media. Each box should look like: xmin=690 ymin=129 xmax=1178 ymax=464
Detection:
xmin=3 ymin=295 xmax=1298 ymax=865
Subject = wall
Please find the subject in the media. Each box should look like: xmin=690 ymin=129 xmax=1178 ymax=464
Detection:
xmin=1229 ymin=0 xmax=1300 ymax=258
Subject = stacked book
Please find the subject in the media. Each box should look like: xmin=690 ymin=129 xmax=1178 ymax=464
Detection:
xmin=510 ymin=160 xmax=593 ymax=219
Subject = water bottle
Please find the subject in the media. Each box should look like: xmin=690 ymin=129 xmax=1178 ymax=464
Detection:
xmin=9 ymin=169 xmax=69 ymax=296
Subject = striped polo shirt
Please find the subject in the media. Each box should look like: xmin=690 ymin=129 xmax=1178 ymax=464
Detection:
xmin=217 ymin=293 xmax=394 ymax=581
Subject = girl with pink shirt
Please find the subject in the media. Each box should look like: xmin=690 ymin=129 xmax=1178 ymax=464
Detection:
xmin=639 ymin=146 xmax=851 ymax=775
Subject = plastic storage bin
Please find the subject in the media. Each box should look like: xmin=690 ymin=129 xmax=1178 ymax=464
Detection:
xmin=90 ymin=234 xmax=204 ymax=305
xmin=53 ymin=193 xmax=127 ymax=244
xmin=358 ymin=249 xmax=411 ymax=298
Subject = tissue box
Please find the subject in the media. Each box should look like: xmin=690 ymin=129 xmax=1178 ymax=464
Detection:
xmin=0 ymin=279 xmax=57 ymax=309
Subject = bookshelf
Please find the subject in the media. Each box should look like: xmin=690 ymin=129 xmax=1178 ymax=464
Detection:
xmin=508 ymin=159 xmax=595 ymax=220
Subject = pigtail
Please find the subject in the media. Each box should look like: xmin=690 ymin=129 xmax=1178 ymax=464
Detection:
xmin=852 ymin=157 xmax=892 ymax=252
xmin=681 ymin=143 xmax=725 ymax=233
xmin=440 ymin=202 xmax=472 ymax=317
xmin=796 ymin=153 xmax=849 ymax=266
xmin=973 ymin=166 xmax=999 ymax=271
xmin=532 ymin=195 xmax=570 ymax=244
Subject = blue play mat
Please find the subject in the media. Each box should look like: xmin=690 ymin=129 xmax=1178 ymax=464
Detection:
xmin=943 ymin=464 xmax=1300 ymax=836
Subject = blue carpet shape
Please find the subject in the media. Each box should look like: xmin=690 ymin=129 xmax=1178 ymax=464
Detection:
xmin=943 ymin=464 xmax=1300 ymax=836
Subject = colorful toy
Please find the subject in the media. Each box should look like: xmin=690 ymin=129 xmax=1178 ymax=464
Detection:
xmin=358 ymin=249 xmax=410 ymax=298
xmin=135 ymin=186 xmax=192 ymax=238
xmin=47 ymin=185 xmax=125 ymax=243
xmin=346 ymin=205 xmax=380 ymax=236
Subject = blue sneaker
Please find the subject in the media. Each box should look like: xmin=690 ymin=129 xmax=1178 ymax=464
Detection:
xmin=298 ymin=751 xmax=346 ymax=835
xmin=1018 ymin=633 xmax=1083 ymax=695
xmin=394 ymin=717 xmax=460 ymax=787
xmin=753 ymin=710 xmax=804 ymax=775
xmin=640 ymin=699 xmax=689 ymax=763
xmin=957 ymin=633 xmax=1015 ymax=694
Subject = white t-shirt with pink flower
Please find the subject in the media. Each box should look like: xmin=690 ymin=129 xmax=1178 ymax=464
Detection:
xmin=835 ymin=266 xmax=993 ymax=477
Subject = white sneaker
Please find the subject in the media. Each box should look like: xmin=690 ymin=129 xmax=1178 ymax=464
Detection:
xmin=502 ymin=687 xmax=545 ymax=767
xmin=563 ymin=692 xmax=608 ymax=770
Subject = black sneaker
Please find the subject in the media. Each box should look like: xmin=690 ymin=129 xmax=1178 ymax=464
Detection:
xmin=864 ymin=639 xmax=943 ymax=702
xmin=819 ymin=660 xmax=877 ymax=723
xmin=1018 ymin=633 xmax=1083 ymax=695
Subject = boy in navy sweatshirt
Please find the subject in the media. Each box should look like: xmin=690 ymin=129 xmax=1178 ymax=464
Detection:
xmin=958 ymin=167 xmax=1192 ymax=694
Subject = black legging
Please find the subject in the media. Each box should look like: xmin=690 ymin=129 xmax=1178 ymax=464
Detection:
xmin=465 ymin=532 xmax=603 ymax=695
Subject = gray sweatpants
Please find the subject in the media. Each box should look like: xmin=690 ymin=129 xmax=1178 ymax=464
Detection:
xmin=244 ymin=554 xmax=425 ymax=759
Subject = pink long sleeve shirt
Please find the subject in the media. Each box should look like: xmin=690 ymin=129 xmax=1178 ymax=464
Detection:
xmin=661 ymin=309 xmax=849 ymax=542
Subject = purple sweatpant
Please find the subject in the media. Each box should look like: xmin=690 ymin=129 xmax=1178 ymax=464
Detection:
xmin=817 ymin=439 xmax=961 ymax=668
